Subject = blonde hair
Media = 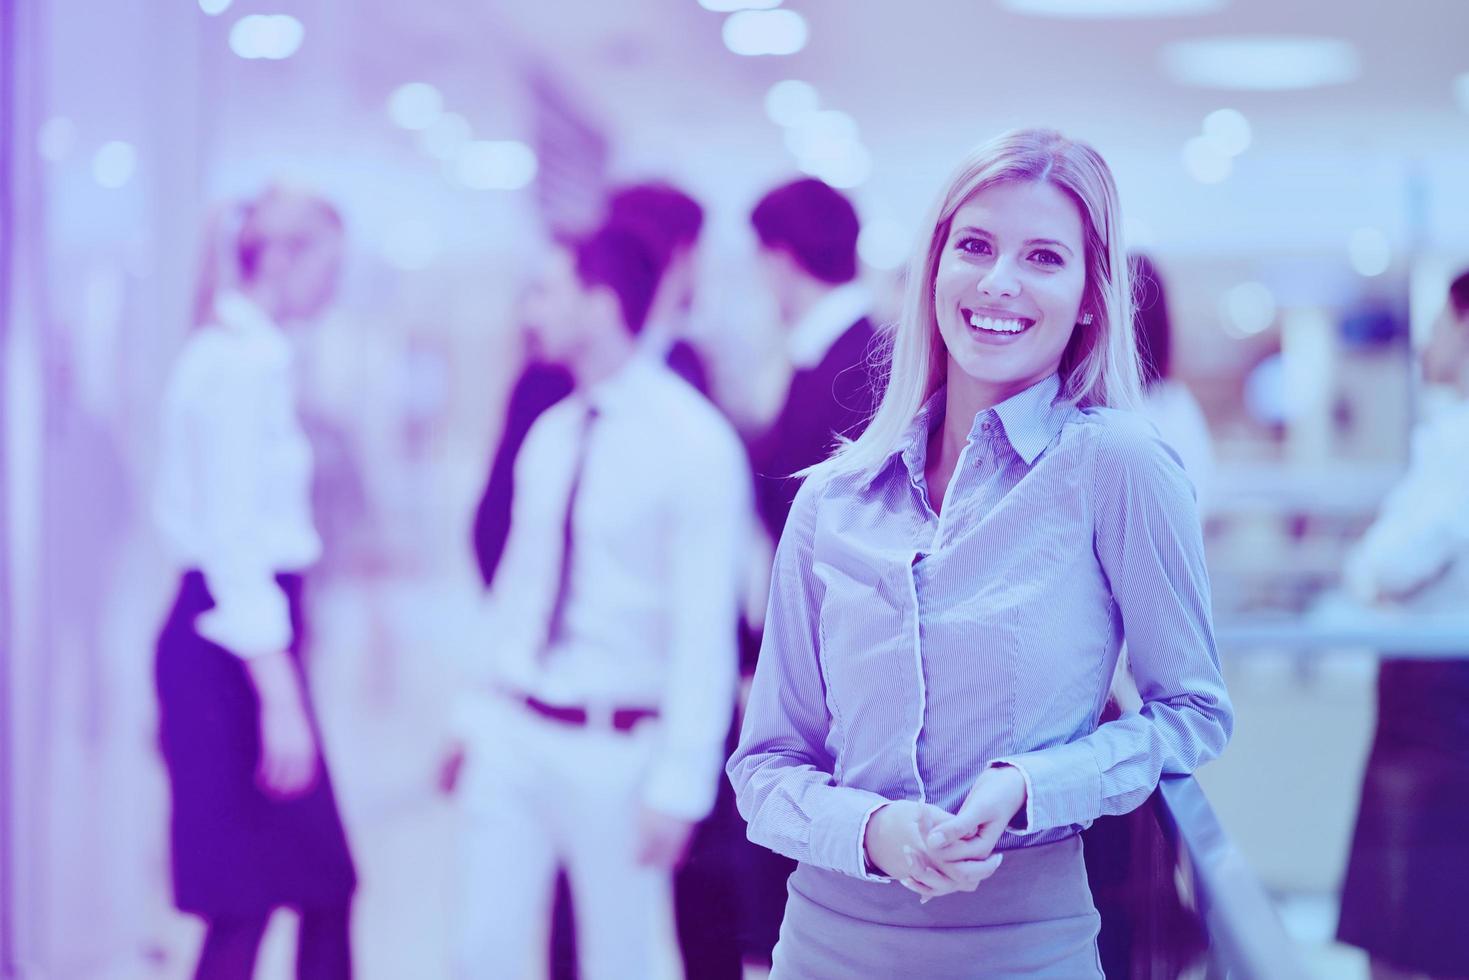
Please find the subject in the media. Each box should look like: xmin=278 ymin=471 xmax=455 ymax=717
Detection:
xmin=813 ymin=127 xmax=1141 ymax=480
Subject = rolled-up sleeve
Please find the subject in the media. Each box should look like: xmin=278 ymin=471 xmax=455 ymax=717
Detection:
xmin=994 ymin=422 xmax=1233 ymax=834
xmin=189 ymin=361 xmax=296 ymax=659
xmin=726 ymin=477 xmax=891 ymax=880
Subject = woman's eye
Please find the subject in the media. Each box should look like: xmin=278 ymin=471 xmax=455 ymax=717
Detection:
xmin=1031 ymin=249 xmax=1063 ymax=266
xmin=957 ymin=237 xmax=991 ymax=255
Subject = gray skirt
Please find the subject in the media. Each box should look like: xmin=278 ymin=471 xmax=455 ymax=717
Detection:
xmin=770 ymin=835 xmax=1102 ymax=979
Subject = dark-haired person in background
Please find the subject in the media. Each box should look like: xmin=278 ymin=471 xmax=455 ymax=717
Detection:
xmin=449 ymin=225 xmax=750 ymax=979
xmin=1337 ymin=270 xmax=1469 ymax=980
xmin=747 ymin=177 xmax=878 ymax=545
xmin=737 ymin=176 xmax=878 ymax=967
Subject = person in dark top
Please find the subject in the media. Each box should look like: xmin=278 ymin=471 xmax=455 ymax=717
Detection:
xmin=747 ymin=178 xmax=879 ymax=543
xmin=737 ymin=176 xmax=879 ymax=966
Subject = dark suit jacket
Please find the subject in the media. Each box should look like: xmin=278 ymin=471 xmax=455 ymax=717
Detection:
xmin=471 ymin=342 xmax=712 ymax=587
xmin=749 ymin=317 xmax=878 ymax=544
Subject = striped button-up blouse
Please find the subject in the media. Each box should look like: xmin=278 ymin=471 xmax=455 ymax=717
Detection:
xmin=727 ymin=372 xmax=1233 ymax=881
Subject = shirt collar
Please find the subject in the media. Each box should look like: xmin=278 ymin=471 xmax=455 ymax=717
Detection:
xmin=787 ymin=281 xmax=870 ymax=369
xmin=579 ymin=350 xmax=661 ymax=414
xmin=214 ymin=291 xmax=284 ymax=340
xmin=884 ymin=373 xmax=1069 ymax=489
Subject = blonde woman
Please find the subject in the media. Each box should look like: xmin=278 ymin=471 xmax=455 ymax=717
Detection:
xmin=155 ymin=186 xmax=355 ymax=979
xmin=727 ymin=129 xmax=1233 ymax=977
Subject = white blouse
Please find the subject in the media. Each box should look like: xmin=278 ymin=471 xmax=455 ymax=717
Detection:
xmin=155 ymin=292 xmax=321 ymax=658
xmin=1344 ymin=392 xmax=1469 ymax=612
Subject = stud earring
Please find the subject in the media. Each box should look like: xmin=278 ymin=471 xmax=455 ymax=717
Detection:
xmin=1079 ymin=313 xmax=1094 ymax=326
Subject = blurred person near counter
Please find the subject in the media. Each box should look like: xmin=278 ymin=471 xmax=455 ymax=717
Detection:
xmin=447 ymin=225 xmax=750 ymax=979
xmin=1081 ymin=252 xmax=1213 ymax=979
xmin=153 ymin=186 xmax=357 ymax=980
xmin=1337 ymin=269 xmax=1469 ymax=980
xmin=1130 ymin=253 xmax=1216 ymax=516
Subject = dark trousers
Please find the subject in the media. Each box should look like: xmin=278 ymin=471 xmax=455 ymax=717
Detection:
xmin=194 ymin=902 xmax=352 ymax=980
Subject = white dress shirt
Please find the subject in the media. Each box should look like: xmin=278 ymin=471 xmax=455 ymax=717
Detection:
xmin=479 ymin=354 xmax=752 ymax=821
xmin=786 ymin=281 xmax=870 ymax=370
xmin=1345 ymin=392 xmax=1469 ymax=610
xmin=155 ymin=292 xmax=321 ymax=658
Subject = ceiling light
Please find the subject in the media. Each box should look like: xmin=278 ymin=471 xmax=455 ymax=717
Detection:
xmin=455 ymin=140 xmax=538 ymax=190
xmin=229 ymin=14 xmax=305 ymax=61
xmin=1182 ymin=136 xmax=1231 ymax=183
xmin=765 ymin=80 xmax=820 ymax=127
xmin=418 ymin=112 xmax=472 ymax=160
xmin=388 ymin=83 xmax=443 ymax=131
xmin=1161 ymin=36 xmax=1358 ymax=90
xmin=723 ymin=9 xmax=807 ymax=56
xmin=92 ymin=141 xmax=137 ymax=189
xmin=1000 ymin=0 xmax=1224 ymax=16
xmin=698 ymin=0 xmax=781 ymax=10
xmin=1201 ymin=108 xmax=1251 ymax=156
xmin=1222 ymin=282 xmax=1276 ymax=337
xmin=1348 ymin=228 xmax=1390 ymax=278
xmin=198 ymin=0 xmax=233 ymax=14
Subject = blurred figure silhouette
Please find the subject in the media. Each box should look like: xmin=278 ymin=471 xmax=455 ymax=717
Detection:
xmin=449 ymin=226 xmax=750 ymax=980
xmin=1338 ymin=269 xmax=1469 ymax=980
xmin=738 ymin=176 xmax=878 ymax=966
xmin=154 ymin=186 xmax=356 ymax=980
xmin=1131 ymin=254 xmax=1216 ymax=516
xmin=1079 ymin=254 xmax=1212 ymax=980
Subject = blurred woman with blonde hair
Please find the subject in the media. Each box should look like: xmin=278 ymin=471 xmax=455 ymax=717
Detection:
xmin=728 ymin=128 xmax=1233 ymax=976
xmin=155 ymin=184 xmax=356 ymax=979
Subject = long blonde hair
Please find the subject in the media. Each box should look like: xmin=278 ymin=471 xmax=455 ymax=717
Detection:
xmin=813 ymin=128 xmax=1142 ymax=480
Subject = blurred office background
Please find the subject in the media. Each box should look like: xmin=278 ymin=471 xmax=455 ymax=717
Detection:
xmin=4 ymin=0 xmax=1469 ymax=977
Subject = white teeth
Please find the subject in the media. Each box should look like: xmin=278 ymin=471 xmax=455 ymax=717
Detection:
xmin=968 ymin=313 xmax=1029 ymax=334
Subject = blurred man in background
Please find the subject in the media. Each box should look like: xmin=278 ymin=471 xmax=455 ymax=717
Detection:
xmin=449 ymin=225 xmax=750 ymax=979
xmin=737 ymin=176 xmax=878 ymax=966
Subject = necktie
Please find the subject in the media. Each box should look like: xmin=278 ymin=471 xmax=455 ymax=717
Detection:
xmin=543 ymin=404 xmax=598 ymax=655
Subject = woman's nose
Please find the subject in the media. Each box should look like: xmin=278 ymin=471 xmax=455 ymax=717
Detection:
xmin=976 ymin=258 xmax=1020 ymax=299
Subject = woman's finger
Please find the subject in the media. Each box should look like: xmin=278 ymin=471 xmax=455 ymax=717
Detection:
xmin=932 ymin=834 xmax=997 ymax=862
xmin=902 ymin=845 xmax=954 ymax=890
xmin=950 ymin=852 xmax=1005 ymax=889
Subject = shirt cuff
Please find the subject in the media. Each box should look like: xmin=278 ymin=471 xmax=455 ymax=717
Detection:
xmin=989 ymin=761 xmax=1037 ymax=835
xmin=813 ymin=786 xmax=895 ymax=881
xmin=855 ymin=801 xmax=895 ymax=882
xmin=194 ymin=580 xmax=292 ymax=659
xmin=989 ymin=740 xmax=1101 ymax=835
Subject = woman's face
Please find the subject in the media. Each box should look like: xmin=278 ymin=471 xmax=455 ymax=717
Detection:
xmin=278 ymin=217 xmax=343 ymax=321
xmin=932 ymin=179 xmax=1090 ymax=406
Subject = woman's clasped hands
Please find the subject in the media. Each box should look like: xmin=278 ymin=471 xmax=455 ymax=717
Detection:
xmin=862 ymin=764 xmax=1028 ymax=903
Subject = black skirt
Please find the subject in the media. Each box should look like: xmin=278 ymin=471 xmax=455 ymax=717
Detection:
xmin=154 ymin=570 xmax=356 ymax=917
xmin=1337 ymin=659 xmax=1469 ymax=975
